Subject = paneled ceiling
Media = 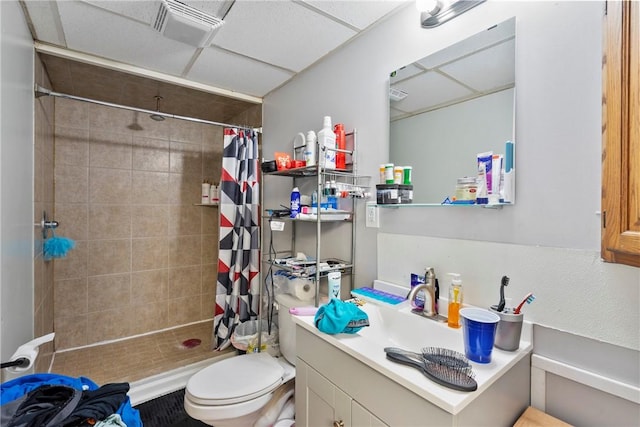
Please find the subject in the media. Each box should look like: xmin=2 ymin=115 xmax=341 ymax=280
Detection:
xmin=23 ymin=0 xmax=411 ymax=124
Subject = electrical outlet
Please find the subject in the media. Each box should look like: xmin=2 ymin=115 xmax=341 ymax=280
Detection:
xmin=366 ymin=202 xmax=379 ymax=228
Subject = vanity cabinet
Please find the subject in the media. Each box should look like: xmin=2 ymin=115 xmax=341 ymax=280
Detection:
xmin=295 ymin=325 xmax=530 ymax=427
xmin=296 ymin=358 xmax=387 ymax=427
xmin=602 ymin=0 xmax=640 ymax=267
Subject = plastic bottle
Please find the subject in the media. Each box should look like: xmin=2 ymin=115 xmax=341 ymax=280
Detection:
xmin=334 ymin=123 xmax=346 ymax=170
xmin=447 ymin=273 xmax=463 ymax=329
xmin=318 ymin=116 xmax=336 ymax=170
xmin=304 ymin=130 xmax=317 ymax=167
xmin=290 ymin=187 xmax=300 ymax=218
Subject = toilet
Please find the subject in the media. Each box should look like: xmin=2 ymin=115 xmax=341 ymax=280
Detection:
xmin=184 ymin=293 xmax=310 ymax=426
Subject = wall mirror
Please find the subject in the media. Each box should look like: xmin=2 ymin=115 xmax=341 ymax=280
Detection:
xmin=389 ymin=17 xmax=516 ymax=205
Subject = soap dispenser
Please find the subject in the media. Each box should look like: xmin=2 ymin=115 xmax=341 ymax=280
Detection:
xmin=447 ymin=273 xmax=463 ymax=329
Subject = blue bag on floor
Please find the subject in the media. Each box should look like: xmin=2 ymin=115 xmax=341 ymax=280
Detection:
xmin=0 ymin=373 xmax=142 ymax=427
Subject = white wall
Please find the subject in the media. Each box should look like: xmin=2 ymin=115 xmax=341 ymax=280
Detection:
xmin=263 ymin=1 xmax=640 ymax=352
xmin=0 ymin=0 xmax=35 ymax=373
xmin=391 ymin=88 xmax=514 ymax=202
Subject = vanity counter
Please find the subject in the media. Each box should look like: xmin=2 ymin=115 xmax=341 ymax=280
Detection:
xmin=292 ymin=300 xmax=532 ymax=423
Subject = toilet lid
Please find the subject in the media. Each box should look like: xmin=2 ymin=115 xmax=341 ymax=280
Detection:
xmin=186 ymin=352 xmax=284 ymax=405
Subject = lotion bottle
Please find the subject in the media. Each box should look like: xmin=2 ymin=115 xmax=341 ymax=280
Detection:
xmin=447 ymin=273 xmax=463 ymax=329
xmin=318 ymin=116 xmax=336 ymax=170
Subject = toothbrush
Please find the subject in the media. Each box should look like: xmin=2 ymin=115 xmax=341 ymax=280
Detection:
xmin=514 ymin=293 xmax=535 ymax=314
xmin=496 ymin=276 xmax=510 ymax=312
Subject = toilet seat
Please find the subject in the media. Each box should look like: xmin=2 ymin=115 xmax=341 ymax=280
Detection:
xmin=186 ymin=352 xmax=284 ymax=406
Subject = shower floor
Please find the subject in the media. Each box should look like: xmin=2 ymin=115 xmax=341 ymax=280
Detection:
xmin=50 ymin=320 xmax=230 ymax=385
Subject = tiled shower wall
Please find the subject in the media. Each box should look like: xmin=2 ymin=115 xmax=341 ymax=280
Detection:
xmin=53 ymin=98 xmax=224 ymax=350
xmin=34 ymin=54 xmax=55 ymax=369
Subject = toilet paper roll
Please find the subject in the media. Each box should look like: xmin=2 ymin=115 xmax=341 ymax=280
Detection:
xmin=289 ymin=278 xmax=315 ymax=301
xmin=7 ymin=332 xmax=55 ymax=373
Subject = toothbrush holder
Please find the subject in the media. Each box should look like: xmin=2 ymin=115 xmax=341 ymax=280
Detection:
xmin=489 ymin=307 xmax=523 ymax=351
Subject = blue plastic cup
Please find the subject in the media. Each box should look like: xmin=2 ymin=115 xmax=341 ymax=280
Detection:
xmin=460 ymin=307 xmax=500 ymax=364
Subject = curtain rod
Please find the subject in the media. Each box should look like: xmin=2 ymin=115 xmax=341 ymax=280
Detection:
xmin=34 ymin=85 xmax=262 ymax=133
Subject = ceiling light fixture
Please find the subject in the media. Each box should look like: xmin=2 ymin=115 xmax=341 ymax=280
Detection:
xmin=417 ymin=0 xmax=486 ymax=29
xmin=150 ymin=96 xmax=165 ymax=122
xmin=153 ymin=0 xmax=224 ymax=48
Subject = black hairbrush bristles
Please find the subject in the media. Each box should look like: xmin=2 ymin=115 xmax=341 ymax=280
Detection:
xmin=384 ymin=347 xmax=478 ymax=392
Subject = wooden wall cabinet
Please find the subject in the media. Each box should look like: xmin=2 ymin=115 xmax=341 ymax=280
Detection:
xmin=602 ymin=0 xmax=640 ymax=267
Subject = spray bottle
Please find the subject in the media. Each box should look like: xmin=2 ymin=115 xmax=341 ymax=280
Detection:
xmin=290 ymin=187 xmax=300 ymax=218
xmin=447 ymin=273 xmax=463 ymax=329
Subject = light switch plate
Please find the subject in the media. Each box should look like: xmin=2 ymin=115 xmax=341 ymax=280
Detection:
xmin=366 ymin=202 xmax=379 ymax=228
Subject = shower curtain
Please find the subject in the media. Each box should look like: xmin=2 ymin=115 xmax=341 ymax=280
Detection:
xmin=213 ymin=128 xmax=260 ymax=350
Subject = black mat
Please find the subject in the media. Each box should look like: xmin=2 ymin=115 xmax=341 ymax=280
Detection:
xmin=135 ymin=388 xmax=209 ymax=427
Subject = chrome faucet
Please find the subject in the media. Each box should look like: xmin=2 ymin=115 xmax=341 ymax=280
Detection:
xmin=407 ymin=267 xmax=446 ymax=322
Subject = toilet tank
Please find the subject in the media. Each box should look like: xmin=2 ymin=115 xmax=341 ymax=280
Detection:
xmin=275 ymin=293 xmax=314 ymax=366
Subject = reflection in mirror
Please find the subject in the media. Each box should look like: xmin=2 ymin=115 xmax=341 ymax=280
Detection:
xmin=389 ymin=17 xmax=516 ymax=204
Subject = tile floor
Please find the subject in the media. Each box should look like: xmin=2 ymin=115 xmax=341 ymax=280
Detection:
xmin=50 ymin=320 xmax=231 ymax=385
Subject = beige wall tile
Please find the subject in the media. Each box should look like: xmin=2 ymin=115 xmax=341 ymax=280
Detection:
xmin=169 ymin=205 xmax=201 ymax=236
xmin=55 ymin=314 xmax=88 ymax=349
xmin=202 ymin=263 xmax=217 ymax=294
xmin=88 ymin=239 xmax=131 ymax=276
xmin=132 ymin=137 xmax=169 ymax=172
xmin=200 ymin=292 xmax=216 ymax=320
xmin=201 ymin=234 xmax=218 ymax=265
xmin=55 ymin=127 xmax=89 ymax=166
xmin=88 ymin=274 xmax=131 ymax=313
xmin=88 ymin=103 xmax=136 ymax=134
xmin=55 ymin=203 xmax=88 ymax=241
xmin=202 ymin=124 xmax=224 ymax=147
xmin=168 ymin=295 xmax=201 ymax=325
xmin=55 ymin=97 xmax=88 ymax=129
xmin=131 ymin=205 xmax=168 ymax=237
xmin=137 ymin=114 xmax=170 ymax=140
xmin=53 ymin=240 xmax=88 ymax=280
xmin=169 ymin=235 xmax=201 ymax=267
xmin=169 ymin=118 xmax=203 ymax=144
xmin=201 ymin=206 xmax=219 ymax=234
xmin=87 ymin=307 xmax=133 ymax=344
xmin=89 ymin=168 xmax=131 ymax=204
xmin=169 ymin=172 xmax=200 ymax=205
xmin=202 ymin=145 xmax=222 ymax=183
xmin=55 ymin=164 xmax=88 ymax=204
xmin=89 ymin=130 xmax=133 ymax=169
xmin=130 ymin=301 xmax=169 ymax=335
xmin=131 ymin=170 xmax=169 ymax=204
xmin=131 ymin=269 xmax=168 ymax=303
xmin=132 ymin=237 xmax=168 ymax=271
xmin=169 ymin=265 xmax=202 ymax=298
xmin=170 ymin=141 xmax=202 ymax=176
xmin=54 ymin=278 xmax=88 ymax=317
xmin=89 ymin=204 xmax=131 ymax=239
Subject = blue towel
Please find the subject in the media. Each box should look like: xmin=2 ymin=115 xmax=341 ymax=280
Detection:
xmin=314 ymin=299 xmax=369 ymax=334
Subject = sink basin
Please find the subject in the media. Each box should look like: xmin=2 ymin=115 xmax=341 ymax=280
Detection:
xmin=355 ymin=301 xmax=464 ymax=352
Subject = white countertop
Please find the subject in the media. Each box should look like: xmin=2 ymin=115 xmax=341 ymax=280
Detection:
xmin=292 ymin=300 xmax=532 ymax=415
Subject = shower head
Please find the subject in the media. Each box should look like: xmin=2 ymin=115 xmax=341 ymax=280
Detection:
xmin=151 ymin=96 xmax=165 ymax=121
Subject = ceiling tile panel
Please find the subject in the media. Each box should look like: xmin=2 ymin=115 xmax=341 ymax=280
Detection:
xmin=391 ymin=71 xmax=473 ymax=114
xmin=212 ymin=0 xmax=356 ymax=72
xmin=439 ymin=39 xmax=515 ymax=92
xmin=57 ymin=1 xmax=197 ymax=76
xmin=188 ymin=47 xmax=294 ymax=97
xmin=82 ymin=0 xmax=158 ymax=25
xmin=303 ymin=0 xmax=409 ymax=30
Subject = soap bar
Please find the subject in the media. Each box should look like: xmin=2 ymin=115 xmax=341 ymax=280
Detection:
xmin=351 ymin=287 xmax=406 ymax=305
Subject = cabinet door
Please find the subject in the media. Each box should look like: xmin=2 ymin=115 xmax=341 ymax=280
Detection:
xmin=352 ymin=401 xmax=389 ymax=427
xmin=602 ymin=0 xmax=640 ymax=267
xmin=297 ymin=358 xmax=352 ymax=427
